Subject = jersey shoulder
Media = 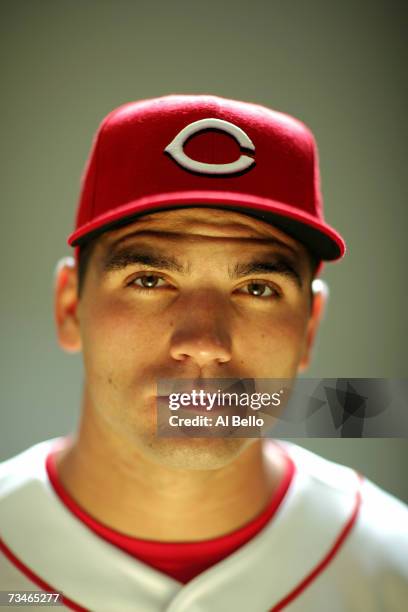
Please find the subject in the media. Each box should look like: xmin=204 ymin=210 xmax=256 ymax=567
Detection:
xmin=0 ymin=439 xmax=62 ymax=495
xmin=278 ymin=440 xmax=408 ymax=569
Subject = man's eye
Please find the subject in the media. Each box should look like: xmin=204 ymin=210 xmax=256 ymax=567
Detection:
xmin=239 ymin=282 xmax=279 ymax=298
xmin=132 ymin=274 xmax=167 ymax=289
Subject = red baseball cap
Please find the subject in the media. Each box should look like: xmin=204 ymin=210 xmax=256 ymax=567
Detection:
xmin=68 ymin=95 xmax=345 ymax=261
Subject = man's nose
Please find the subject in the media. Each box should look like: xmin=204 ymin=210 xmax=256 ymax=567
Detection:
xmin=169 ymin=291 xmax=232 ymax=369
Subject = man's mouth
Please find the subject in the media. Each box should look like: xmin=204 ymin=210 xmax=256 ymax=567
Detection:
xmin=156 ymin=378 xmax=255 ymax=414
xmin=157 ymin=397 xmax=242 ymax=413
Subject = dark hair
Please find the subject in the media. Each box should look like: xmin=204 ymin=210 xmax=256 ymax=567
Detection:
xmin=309 ymin=253 xmax=321 ymax=278
xmin=77 ymin=237 xmax=99 ymax=298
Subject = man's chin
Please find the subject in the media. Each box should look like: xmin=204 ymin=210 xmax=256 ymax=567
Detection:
xmin=136 ymin=435 xmax=252 ymax=471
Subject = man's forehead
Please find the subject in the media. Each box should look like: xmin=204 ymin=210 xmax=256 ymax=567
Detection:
xmin=99 ymin=207 xmax=306 ymax=255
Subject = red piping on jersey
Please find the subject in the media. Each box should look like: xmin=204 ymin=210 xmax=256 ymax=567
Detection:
xmin=270 ymin=472 xmax=364 ymax=612
xmin=0 ymin=538 xmax=87 ymax=612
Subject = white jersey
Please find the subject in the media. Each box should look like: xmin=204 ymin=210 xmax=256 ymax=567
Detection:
xmin=0 ymin=438 xmax=407 ymax=611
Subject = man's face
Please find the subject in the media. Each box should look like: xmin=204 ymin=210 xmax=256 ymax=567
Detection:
xmin=59 ymin=208 xmax=320 ymax=469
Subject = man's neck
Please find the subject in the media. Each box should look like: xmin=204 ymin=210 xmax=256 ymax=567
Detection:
xmin=56 ymin=405 xmax=286 ymax=542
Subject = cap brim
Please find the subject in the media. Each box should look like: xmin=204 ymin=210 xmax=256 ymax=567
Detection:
xmin=68 ymin=191 xmax=345 ymax=261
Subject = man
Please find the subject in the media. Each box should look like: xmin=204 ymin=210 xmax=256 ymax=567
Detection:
xmin=0 ymin=95 xmax=407 ymax=611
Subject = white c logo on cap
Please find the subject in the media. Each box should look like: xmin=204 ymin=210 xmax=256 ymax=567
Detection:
xmin=164 ymin=118 xmax=255 ymax=175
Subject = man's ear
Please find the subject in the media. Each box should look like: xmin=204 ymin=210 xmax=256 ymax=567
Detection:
xmin=298 ymin=279 xmax=329 ymax=373
xmin=54 ymin=256 xmax=82 ymax=353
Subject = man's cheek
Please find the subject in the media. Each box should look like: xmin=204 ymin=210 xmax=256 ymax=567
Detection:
xmin=252 ymin=320 xmax=307 ymax=373
xmin=80 ymin=316 xmax=161 ymax=388
xmin=80 ymin=304 xmax=136 ymax=349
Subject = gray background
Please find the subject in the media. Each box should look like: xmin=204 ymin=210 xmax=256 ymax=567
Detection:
xmin=1 ymin=1 xmax=407 ymax=502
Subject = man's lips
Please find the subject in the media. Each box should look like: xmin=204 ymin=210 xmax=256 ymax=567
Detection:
xmin=158 ymin=378 xmax=256 ymax=395
xmin=155 ymin=378 xmax=256 ymax=415
xmin=156 ymin=395 xmax=248 ymax=414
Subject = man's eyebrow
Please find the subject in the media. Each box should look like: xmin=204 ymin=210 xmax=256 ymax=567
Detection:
xmin=101 ymin=247 xmax=186 ymax=274
xmin=101 ymin=241 xmax=304 ymax=287
xmin=230 ymin=257 xmax=303 ymax=288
